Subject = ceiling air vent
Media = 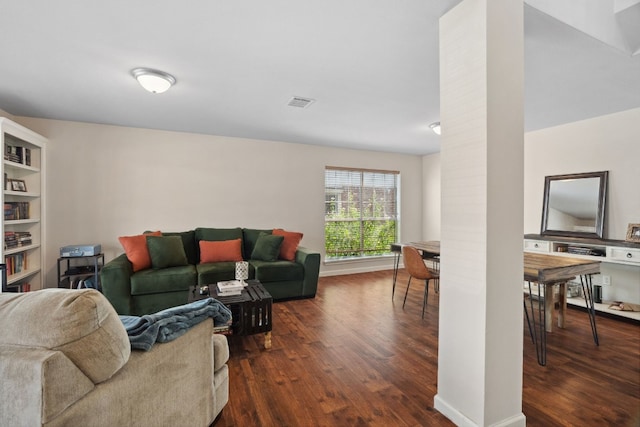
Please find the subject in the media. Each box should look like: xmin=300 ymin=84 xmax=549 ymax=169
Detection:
xmin=288 ymin=96 xmax=315 ymax=108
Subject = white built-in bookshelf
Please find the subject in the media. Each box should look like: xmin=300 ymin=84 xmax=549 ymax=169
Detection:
xmin=0 ymin=118 xmax=46 ymax=293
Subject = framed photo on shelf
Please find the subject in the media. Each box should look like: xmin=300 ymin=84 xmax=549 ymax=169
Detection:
xmin=626 ymin=223 xmax=640 ymax=243
xmin=9 ymin=179 xmax=27 ymax=192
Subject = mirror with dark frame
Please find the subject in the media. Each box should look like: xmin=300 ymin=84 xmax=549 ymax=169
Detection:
xmin=541 ymin=171 xmax=608 ymax=239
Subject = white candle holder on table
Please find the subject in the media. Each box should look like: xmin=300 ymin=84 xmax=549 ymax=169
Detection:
xmin=235 ymin=261 xmax=249 ymax=285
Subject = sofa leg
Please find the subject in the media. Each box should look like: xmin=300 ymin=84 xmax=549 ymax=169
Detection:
xmin=264 ymin=331 xmax=272 ymax=349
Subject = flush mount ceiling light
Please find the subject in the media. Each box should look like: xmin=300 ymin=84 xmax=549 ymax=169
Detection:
xmin=131 ymin=68 xmax=176 ymax=94
xmin=429 ymin=122 xmax=441 ymax=135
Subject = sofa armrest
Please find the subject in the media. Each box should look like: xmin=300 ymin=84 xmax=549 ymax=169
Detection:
xmin=0 ymin=346 xmax=94 ymax=425
xmin=46 ymin=321 xmax=227 ymax=427
xmin=100 ymin=253 xmax=134 ymax=315
xmin=295 ymin=246 xmax=321 ymax=298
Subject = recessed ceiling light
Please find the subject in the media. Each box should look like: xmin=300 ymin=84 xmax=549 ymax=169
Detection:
xmin=131 ymin=68 xmax=176 ymax=94
xmin=429 ymin=122 xmax=441 ymax=135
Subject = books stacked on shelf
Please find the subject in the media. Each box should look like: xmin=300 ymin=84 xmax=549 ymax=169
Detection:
xmin=4 ymin=202 xmax=30 ymax=220
xmin=567 ymin=246 xmax=605 ymax=257
xmin=5 ymin=252 xmax=28 ymax=275
xmin=5 ymin=145 xmax=21 ymax=163
xmin=3 ymin=282 xmax=31 ymax=293
xmin=216 ymin=280 xmax=245 ymax=296
xmin=4 ymin=231 xmax=32 ymax=249
xmin=4 ymin=145 xmax=31 ymax=166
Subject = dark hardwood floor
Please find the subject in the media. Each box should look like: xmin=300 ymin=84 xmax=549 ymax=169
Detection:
xmin=217 ymin=270 xmax=640 ymax=427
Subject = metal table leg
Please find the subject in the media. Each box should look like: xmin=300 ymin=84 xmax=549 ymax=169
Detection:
xmin=392 ymin=251 xmax=400 ymax=300
xmin=525 ymin=280 xmax=547 ymax=366
xmin=580 ymin=274 xmax=599 ymax=346
xmin=523 ymin=297 xmax=534 ymax=344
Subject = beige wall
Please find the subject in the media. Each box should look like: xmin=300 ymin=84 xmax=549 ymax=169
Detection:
xmin=422 ymin=107 xmax=640 ymax=302
xmin=11 ymin=108 xmax=639 ymax=292
xmin=524 ymin=107 xmax=640 ymax=302
xmin=14 ymin=117 xmax=424 ymax=288
xmin=524 ymin=107 xmax=640 ymax=239
xmin=0 ymin=109 xmax=14 ymax=120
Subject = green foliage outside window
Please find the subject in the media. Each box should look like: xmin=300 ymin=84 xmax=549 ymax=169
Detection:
xmin=325 ymin=191 xmax=397 ymax=259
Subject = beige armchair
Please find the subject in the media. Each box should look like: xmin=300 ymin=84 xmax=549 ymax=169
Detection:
xmin=0 ymin=288 xmax=229 ymax=426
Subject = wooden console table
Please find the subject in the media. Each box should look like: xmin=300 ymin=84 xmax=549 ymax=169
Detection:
xmin=524 ymin=233 xmax=640 ymax=322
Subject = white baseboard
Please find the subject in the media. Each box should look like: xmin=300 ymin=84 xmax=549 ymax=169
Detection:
xmin=434 ymin=394 xmax=526 ymax=427
xmin=319 ymin=264 xmax=393 ymax=277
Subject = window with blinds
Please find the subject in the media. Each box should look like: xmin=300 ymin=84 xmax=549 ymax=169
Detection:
xmin=325 ymin=167 xmax=399 ymax=260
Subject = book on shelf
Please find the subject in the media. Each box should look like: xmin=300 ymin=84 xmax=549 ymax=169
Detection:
xmin=4 ymin=202 xmax=30 ymax=220
xmin=5 ymin=252 xmax=28 ymax=275
xmin=4 ymin=231 xmax=32 ymax=249
xmin=4 ymin=282 xmax=31 ymax=293
xmin=3 ymin=145 xmax=30 ymax=165
xmin=4 ymin=145 xmax=22 ymax=163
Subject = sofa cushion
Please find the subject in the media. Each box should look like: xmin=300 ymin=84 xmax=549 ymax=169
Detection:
xmin=251 ymin=233 xmax=284 ymax=262
xmin=195 ymin=227 xmax=243 ymax=263
xmin=273 ymin=229 xmax=304 ymax=261
xmin=147 ymin=235 xmax=189 ymax=269
xmin=199 ymin=239 xmax=243 ymax=263
xmin=242 ymin=228 xmax=272 ymax=259
xmin=212 ymin=334 xmax=229 ymax=372
xmin=250 ymin=260 xmax=303 ymax=282
xmin=0 ymin=289 xmax=130 ymax=384
xmin=118 ymin=231 xmax=162 ymax=272
xmin=161 ymin=230 xmax=197 ymax=265
xmin=196 ymin=262 xmax=244 ymax=285
xmin=195 ymin=227 xmax=243 ymax=242
xmin=131 ymin=265 xmax=196 ymax=295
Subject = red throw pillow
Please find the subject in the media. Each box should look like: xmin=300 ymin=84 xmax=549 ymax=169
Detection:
xmin=272 ymin=229 xmax=303 ymax=261
xmin=118 ymin=231 xmax=162 ymax=272
xmin=199 ymin=239 xmax=243 ymax=263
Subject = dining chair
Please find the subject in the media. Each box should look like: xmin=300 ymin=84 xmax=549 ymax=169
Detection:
xmin=402 ymin=246 xmax=440 ymax=318
xmin=431 ymin=256 xmax=440 ymax=293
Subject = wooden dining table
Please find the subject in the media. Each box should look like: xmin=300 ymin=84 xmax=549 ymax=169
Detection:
xmin=390 ymin=241 xmax=440 ymax=296
xmin=391 ymin=241 xmax=602 ymax=365
xmin=524 ymin=252 xmax=600 ymax=329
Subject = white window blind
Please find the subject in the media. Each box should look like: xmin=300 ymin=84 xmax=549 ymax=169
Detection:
xmin=324 ymin=167 xmax=399 ymax=259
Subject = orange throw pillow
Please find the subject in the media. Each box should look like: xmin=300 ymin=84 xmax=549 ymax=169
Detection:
xmin=118 ymin=231 xmax=162 ymax=272
xmin=199 ymin=239 xmax=243 ymax=263
xmin=273 ymin=229 xmax=303 ymax=261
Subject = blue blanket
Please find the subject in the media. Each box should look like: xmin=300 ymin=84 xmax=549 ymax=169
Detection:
xmin=119 ymin=298 xmax=232 ymax=351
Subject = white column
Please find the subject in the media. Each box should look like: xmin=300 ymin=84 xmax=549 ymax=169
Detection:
xmin=434 ymin=1 xmax=525 ymax=426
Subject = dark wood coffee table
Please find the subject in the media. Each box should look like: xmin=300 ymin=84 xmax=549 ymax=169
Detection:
xmin=192 ymin=280 xmax=273 ymax=349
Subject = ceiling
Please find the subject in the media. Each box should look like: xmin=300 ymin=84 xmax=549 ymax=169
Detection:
xmin=0 ymin=1 xmax=639 ymax=155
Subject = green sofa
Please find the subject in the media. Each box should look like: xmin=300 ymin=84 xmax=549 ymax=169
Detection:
xmin=101 ymin=227 xmax=321 ymax=316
